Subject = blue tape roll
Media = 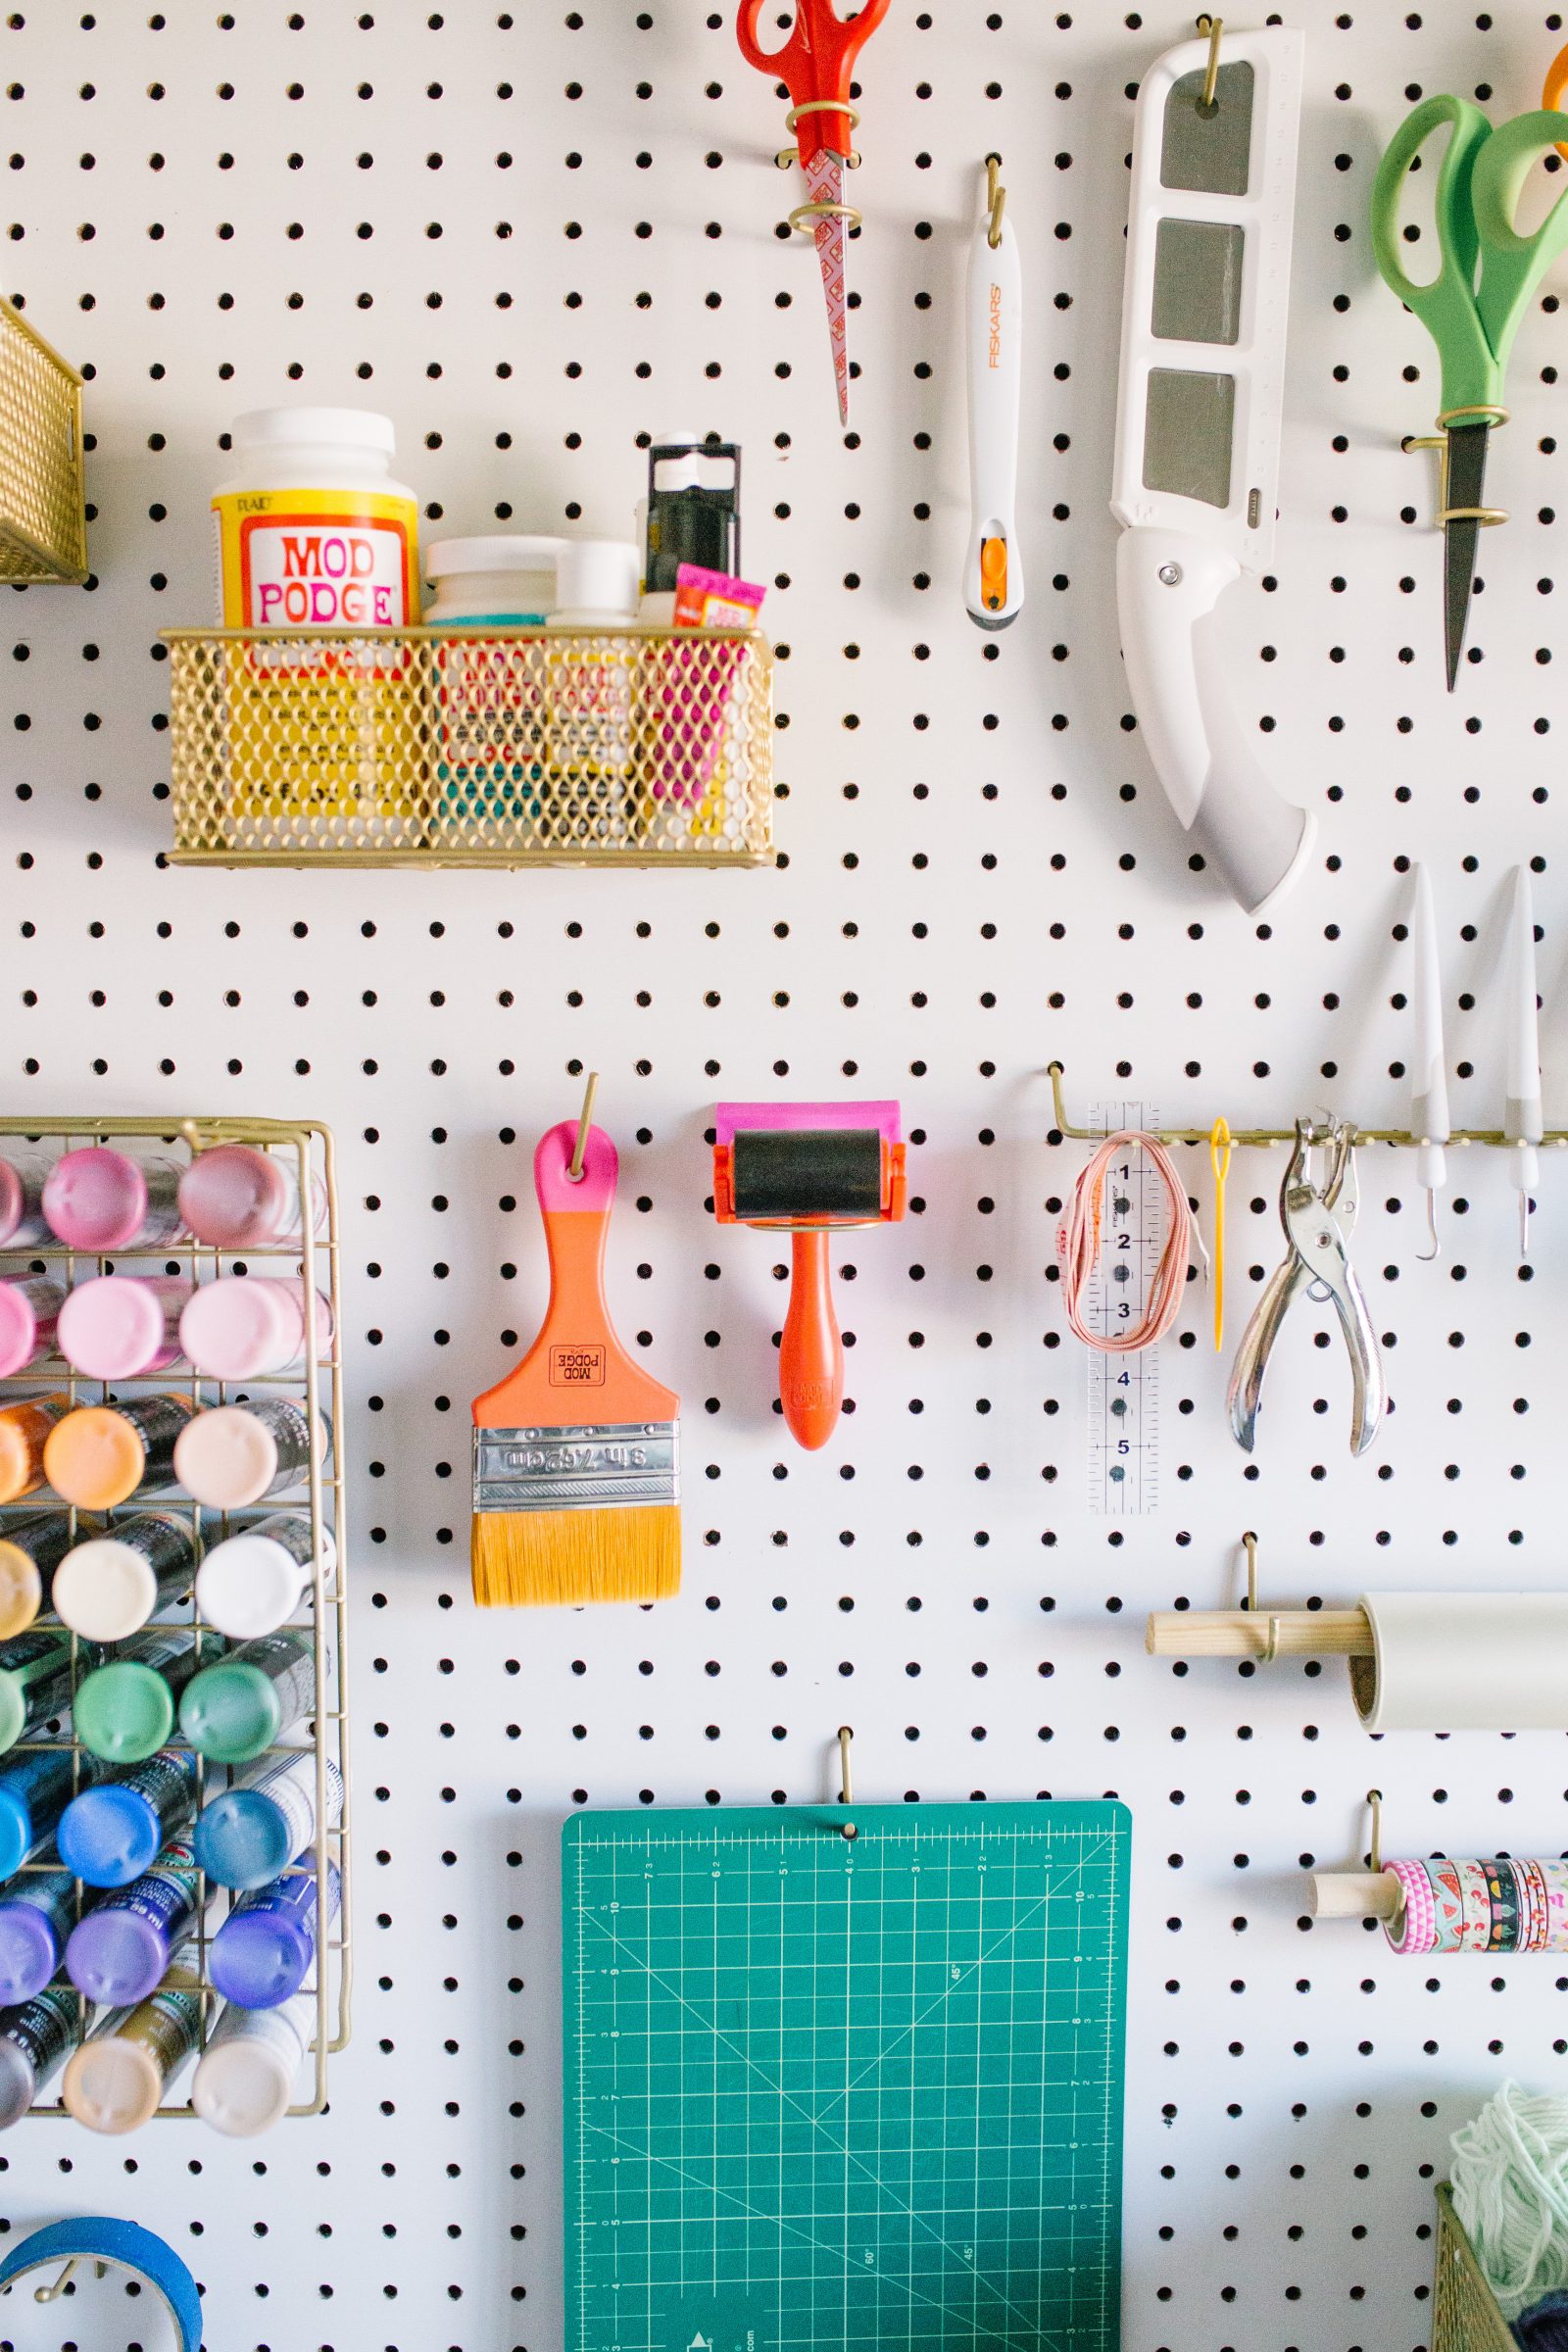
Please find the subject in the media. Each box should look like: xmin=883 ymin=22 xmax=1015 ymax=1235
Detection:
xmin=0 ymin=2215 xmax=201 ymax=2351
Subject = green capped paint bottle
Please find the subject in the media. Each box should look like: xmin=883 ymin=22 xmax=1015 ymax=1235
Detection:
xmin=178 ymin=1631 xmax=318 ymax=1763
xmin=73 ymin=1630 xmax=213 ymax=1765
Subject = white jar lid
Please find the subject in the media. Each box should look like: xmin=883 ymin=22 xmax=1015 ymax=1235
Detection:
xmin=551 ymin=538 xmax=640 ymax=618
xmin=231 ymin=406 xmax=396 ymax=456
xmin=427 ymin=534 xmax=566 ymax=578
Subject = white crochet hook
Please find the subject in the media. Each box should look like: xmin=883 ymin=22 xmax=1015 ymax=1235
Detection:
xmin=1505 ymin=864 xmax=1543 ymax=1259
xmin=964 ymin=154 xmax=1022 ymax=631
xmin=1410 ymin=865 xmax=1449 ymax=1262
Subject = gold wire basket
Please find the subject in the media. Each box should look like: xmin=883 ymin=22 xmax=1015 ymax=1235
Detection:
xmin=164 ymin=625 xmax=776 ymax=867
xmin=0 ymin=1114 xmax=349 ymax=2123
xmin=1434 ymin=2182 xmax=1518 ymax=2352
xmin=0 ymin=298 xmax=87 ymax=584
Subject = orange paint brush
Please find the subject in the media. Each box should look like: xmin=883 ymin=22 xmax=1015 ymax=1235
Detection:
xmin=470 ymin=1116 xmax=680 ymax=1607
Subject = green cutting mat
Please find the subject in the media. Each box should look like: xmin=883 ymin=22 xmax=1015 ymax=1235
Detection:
xmin=564 ymin=1801 xmax=1129 ymax=2352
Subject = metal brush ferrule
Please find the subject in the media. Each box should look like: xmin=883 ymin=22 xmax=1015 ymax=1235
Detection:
xmin=473 ymin=1422 xmax=680 ymax=1512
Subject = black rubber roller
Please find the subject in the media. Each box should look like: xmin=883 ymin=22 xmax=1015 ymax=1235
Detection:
xmin=729 ymin=1127 xmax=883 ymax=1220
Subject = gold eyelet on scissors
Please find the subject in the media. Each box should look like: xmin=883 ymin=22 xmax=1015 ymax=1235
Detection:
xmin=788 ymin=198 xmax=862 ymax=234
xmin=775 ymin=97 xmax=862 ymax=171
xmin=1402 ymin=407 xmax=1511 ymax=529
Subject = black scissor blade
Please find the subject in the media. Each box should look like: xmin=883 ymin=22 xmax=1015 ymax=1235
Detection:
xmin=1443 ymin=422 xmax=1490 ymax=693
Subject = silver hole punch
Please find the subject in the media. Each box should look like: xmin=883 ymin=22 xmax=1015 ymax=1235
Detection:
xmin=1227 ymin=1115 xmax=1385 ymax=1457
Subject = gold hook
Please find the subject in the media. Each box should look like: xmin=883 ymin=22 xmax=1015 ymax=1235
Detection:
xmin=568 ymin=1070 xmax=600 ymax=1183
xmin=1367 ymin=1788 xmax=1384 ymax=1876
xmin=1240 ymin=1531 xmax=1279 ymax=1662
xmin=1196 ymin=14 xmax=1222 ymax=109
xmin=33 ymin=2257 xmax=106 ymax=2304
xmin=837 ymin=1725 xmax=858 ymax=1839
xmin=985 ymin=152 xmax=1005 ymax=250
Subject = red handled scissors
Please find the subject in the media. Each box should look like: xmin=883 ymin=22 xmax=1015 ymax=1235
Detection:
xmin=736 ymin=0 xmax=891 ymax=423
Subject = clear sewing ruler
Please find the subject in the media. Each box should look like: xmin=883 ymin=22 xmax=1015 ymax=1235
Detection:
xmin=1085 ymin=1100 xmax=1162 ymax=1515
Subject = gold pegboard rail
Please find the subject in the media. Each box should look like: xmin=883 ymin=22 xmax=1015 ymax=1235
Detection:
xmin=1046 ymin=1060 xmax=1568 ymax=1152
xmin=0 ymin=1113 xmax=349 ymax=2122
xmin=163 ymin=624 xmax=775 ymax=868
xmin=0 ymin=297 xmax=87 ymax=584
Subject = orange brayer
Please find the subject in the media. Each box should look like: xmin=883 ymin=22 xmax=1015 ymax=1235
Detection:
xmin=712 ymin=1101 xmax=906 ymax=1450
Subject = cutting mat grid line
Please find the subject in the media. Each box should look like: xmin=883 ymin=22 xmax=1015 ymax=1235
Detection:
xmin=565 ymin=1805 xmax=1129 ymax=2352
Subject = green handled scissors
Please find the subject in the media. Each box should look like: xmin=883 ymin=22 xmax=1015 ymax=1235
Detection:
xmin=1371 ymin=97 xmax=1568 ymax=689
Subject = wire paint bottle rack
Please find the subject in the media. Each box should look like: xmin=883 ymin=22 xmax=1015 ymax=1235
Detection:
xmin=164 ymin=626 xmax=775 ymax=868
xmin=0 ymin=1114 xmax=350 ymax=2123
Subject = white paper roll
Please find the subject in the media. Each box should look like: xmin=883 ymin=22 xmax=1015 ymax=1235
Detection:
xmin=1351 ymin=1592 xmax=1568 ymax=1732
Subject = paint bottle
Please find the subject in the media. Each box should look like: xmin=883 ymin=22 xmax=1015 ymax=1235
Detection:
xmin=0 ymin=1747 xmax=109 ymax=1880
xmin=192 ymin=1987 xmax=313 ymax=2135
xmin=0 ymin=1984 xmax=88 ymax=2126
xmin=173 ymin=1398 xmax=329 ymax=1510
xmin=0 ymin=1275 xmax=64 ymax=1377
xmin=178 ymin=1277 xmax=332 ymax=1380
xmin=58 ymin=1747 xmax=202 ymax=1887
xmin=211 ymin=1856 xmax=339 ymax=2010
xmin=43 ymin=1394 xmax=197 ymax=1510
xmin=177 ymin=1144 xmax=324 ymax=1250
xmin=0 ymin=1627 xmax=89 ymax=1755
xmin=0 ymin=1395 xmax=72 ymax=1503
xmin=214 ymin=409 xmax=421 ymax=844
xmin=0 ymin=1150 xmax=54 ymax=1250
xmin=213 ymin=408 xmax=418 ymax=630
xmin=41 ymin=1148 xmax=187 ymax=1250
xmin=67 ymin=1840 xmax=204 ymax=2006
xmin=0 ymin=1511 xmax=77 ymax=1638
xmin=50 ymin=1514 xmax=200 ymax=1643
xmin=195 ymin=1752 xmax=343 ymax=1891
xmin=62 ymin=1953 xmax=205 ymax=2132
xmin=425 ymin=533 xmax=565 ymax=836
xmin=179 ymin=1631 xmax=318 ymax=1763
xmin=72 ymin=1631 xmax=211 ymax=1765
xmin=57 ymin=1275 xmax=192 ymax=1380
xmin=0 ymin=1866 xmax=99 ymax=2003
xmin=195 ymin=1512 xmax=328 ymax=1642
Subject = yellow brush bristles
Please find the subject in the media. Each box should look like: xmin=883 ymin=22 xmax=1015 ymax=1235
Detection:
xmin=470 ymin=1503 xmax=681 ymax=1608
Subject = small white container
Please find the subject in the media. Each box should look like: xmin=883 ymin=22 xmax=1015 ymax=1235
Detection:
xmin=425 ymin=534 xmax=565 ymax=625
xmin=212 ymin=407 xmax=419 ymax=629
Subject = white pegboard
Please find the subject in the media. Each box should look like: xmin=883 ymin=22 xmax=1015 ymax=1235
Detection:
xmin=1 ymin=4 xmax=1567 ymax=2348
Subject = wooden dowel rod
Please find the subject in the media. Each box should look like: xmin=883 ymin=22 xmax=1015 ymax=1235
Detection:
xmin=1309 ymin=1870 xmax=1401 ymax=1920
xmin=1145 ymin=1607 xmax=1373 ymax=1658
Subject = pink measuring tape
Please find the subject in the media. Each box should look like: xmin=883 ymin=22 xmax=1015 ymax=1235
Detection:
xmin=1057 ymin=1130 xmax=1193 ymax=1351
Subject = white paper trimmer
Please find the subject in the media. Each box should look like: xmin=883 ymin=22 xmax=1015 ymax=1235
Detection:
xmin=1111 ymin=24 xmax=1313 ymax=915
xmin=965 ymin=156 xmax=1022 ymax=630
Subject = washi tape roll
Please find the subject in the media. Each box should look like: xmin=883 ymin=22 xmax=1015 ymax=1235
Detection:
xmin=1383 ymin=1858 xmax=1436 ymax=1954
xmin=0 ymin=2215 xmax=201 ymax=2352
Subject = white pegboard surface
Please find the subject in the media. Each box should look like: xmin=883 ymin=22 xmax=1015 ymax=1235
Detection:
xmin=2 ymin=4 xmax=1568 ymax=2348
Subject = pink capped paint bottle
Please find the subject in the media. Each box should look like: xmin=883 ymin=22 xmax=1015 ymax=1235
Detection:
xmin=57 ymin=1275 xmax=193 ymax=1379
xmin=41 ymin=1148 xmax=187 ymax=1251
xmin=177 ymin=1145 xmax=324 ymax=1249
xmin=0 ymin=1151 xmax=54 ymax=1249
xmin=0 ymin=1275 xmax=64 ymax=1376
xmin=178 ymin=1278 xmax=333 ymax=1381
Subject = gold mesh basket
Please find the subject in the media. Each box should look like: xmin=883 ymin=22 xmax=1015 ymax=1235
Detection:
xmin=0 ymin=297 xmax=87 ymax=583
xmin=1434 ymin=2183 xmax=1518 ymax=2352
xmin=164 ymin=625 xmax=776 ymax=867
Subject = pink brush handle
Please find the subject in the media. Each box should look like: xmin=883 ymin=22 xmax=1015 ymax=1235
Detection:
xmin=534 ymin=1121 xmax=617 ymax=1214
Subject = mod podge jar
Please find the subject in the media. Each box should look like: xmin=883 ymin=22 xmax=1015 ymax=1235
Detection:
xmin=213 ymin=408 xmax=419 ymax=630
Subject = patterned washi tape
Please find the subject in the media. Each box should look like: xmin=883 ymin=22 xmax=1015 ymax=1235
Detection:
xmin=1383 ymin=1859 xmax=1436 ymax=1954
